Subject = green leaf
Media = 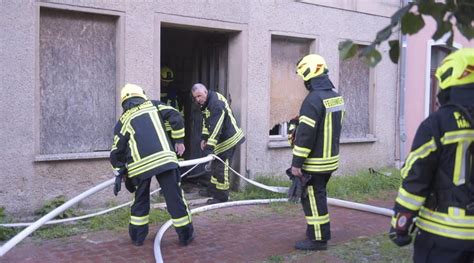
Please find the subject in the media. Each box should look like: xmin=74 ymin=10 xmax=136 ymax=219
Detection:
xmin=390 ymin=3 xmax=413 ymax=27
xmin=360 ymin=44 xmax=376 ymax=57
xmin=401 ymin=12 xmax=425 ymax=35
xmin=364 ymin=49 xmax=382 ymax=68
xmin=375 ymin=26 xmax=393 ymax=43
xmin=388 ymin=40 xmax=400 ymax=64
xmin=456 ymin=23 xmax=474 ymax=40
xmin=418 ymin=2 xmax=447 ymax=24
xmin=339 ymin=40 xmax=358 ymax=60
xmin=432 ymin=21 xmax=452 ymax=40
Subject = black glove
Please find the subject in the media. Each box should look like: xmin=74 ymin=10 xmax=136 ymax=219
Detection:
xmin=203 ymin=147 xmax=213 ymax=156
xmin=389 ymin=211 xmax=415 ymax=247
xmin=114 ymin=174 xmax=122 ymax=196
xmin=124 ymin=177 xmax=136 ymax=193
xmin=286 ymin=168 xmax=311 ymax=203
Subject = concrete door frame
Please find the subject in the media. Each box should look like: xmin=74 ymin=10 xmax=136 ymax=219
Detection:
xmin=154 ymin=13 xmax=248 ymax=183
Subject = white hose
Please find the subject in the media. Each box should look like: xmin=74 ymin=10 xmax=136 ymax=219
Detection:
xmin=154 ymin=198 xmax=288 ymax=263
xmin=0 ymin=157 xmax=212 ymax=228
xmin=0 ymin=178 xmax=114 ymax=257
xmin=1 ymin=153 xmax=394 ymax=259
xmin=153 ymin=197 xmax=394 ymax=262
xmin=212 ymin=155 xmax=288 ymax=193
xmin=0 ymin=156 xmax=214 ymax=257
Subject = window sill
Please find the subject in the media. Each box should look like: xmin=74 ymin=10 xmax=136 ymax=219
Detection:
xmin=340 ymin=136 xmax=377 ymax=144
xmin=268 ymin=135 xmax=377 ymax=149
xmin=268 ymin=138 xmax=290 ymax=149
xmin=35 ymin=151 xmax=110 ymax=162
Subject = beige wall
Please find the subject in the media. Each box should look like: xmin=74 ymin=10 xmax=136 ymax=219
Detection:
xmin=0 ymin=0 xmax=400 ymax=215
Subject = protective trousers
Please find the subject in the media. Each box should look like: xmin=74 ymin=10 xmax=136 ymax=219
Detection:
xmin=129 ymin=169 xmax=192 ymax=244
xmin=208 ymin=149 xmax=234 ymax=201
xmin=413 ymin=230 xmax=474 ymax=263
xmin=301 ymin=172 xmax=331 ymax=241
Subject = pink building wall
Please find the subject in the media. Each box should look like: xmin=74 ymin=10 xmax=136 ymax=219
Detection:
xmin=402 ymin=17 xmax=473 ymax=158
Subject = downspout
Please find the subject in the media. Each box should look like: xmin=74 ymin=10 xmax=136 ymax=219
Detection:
xmin=397 ymin=0 xmax=409 ymax=168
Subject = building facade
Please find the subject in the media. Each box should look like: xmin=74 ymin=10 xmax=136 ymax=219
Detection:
xmin=0 ymin=0 xmax=400 ymax=215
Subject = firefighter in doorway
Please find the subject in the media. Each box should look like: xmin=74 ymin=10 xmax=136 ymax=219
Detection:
xmin=160 ymin=66 xmax=182 ymax=113
xmin=290 ymin=54 xmax=345 ymax=251
xmin=389 ymin=48 xmax=474 ymax=262
xmin=191 ymin=83 xmax=245 ymax=204
xmin=110 ymin=83 xmax=193 ymax=247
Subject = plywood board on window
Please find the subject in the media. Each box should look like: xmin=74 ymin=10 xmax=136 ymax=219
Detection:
xmin=40 ymin=8 xmax=117 ymax=154
xmin=270 ymin=37 xmax=310 ymax=129
xmin=339 ymin=48 xmax=370 ymax=138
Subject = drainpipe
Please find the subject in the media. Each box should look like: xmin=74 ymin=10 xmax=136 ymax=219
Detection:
xmin=397 ymin=0 xmax=409 ymax=168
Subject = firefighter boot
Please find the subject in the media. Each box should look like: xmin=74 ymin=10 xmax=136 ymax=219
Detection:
xmin=176 ymin=224 xmax=194 ymax=246
xmin=295 ymin=239 xmax=327 ymax=251
xmin=129 ymin=224 xmax=148 ymax=246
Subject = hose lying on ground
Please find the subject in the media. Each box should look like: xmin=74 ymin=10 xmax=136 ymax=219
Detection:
xmin=0 ymin=156 xmax=213 ymax=257
xmin=1 ymin=154 xmax=393 ymax=259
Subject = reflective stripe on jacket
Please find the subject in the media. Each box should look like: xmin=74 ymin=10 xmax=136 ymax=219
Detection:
xmin=110 ymin=100 xmax=184 ymax=179
xmin=394 ymin=87 xmax=474 ymax=243
xmin=201 ymin=91 xmax=245 ymax=155
xmin=292 ymin=75 xmax=345 ymax=174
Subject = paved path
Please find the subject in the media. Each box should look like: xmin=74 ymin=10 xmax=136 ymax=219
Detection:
xmin=1 ymin=198 xmax=393 ymax=263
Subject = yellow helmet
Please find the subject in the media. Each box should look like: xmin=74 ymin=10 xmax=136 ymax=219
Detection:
xmin=161 ymin=66 xmax=174 ymax=82
xmin=120 ymin=83 xmax=147 ymax=103
xmin=296 ymin=54 xmax=328 ymax=81
xmin=435 ymin=48 xmax=474 ymax=90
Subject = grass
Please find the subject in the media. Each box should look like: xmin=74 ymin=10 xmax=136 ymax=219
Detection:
xmin=231 ymin=167 xmax=401 ymax=203
xmin=329 ymin=233 xmax=413 ymax=262
xmin=0 ymin=205 xmax=170 ymax=241
xmin=1 ymin=167 xmax=401 ymax=242
xmin=327 ymin=167 xmax=401 ymax=202
xmin=262 ymin=233 xmax=413 ymax=263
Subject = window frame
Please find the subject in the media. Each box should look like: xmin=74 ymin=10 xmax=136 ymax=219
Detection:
xmin=267 ymin=31 xmax=318 ymax=148
xmin=35 ymin=2 xmax=125 ymax=161
xmin=338 ymin=41 xmax=377 ymax=143
xmin=423 ymin=37 xmax=462 ymax=118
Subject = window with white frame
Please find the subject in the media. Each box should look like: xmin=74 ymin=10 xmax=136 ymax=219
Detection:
xmin=428 ymin=45 xmax=452 ymax=114
xmin=269 ymin=35 xmax=312 ymax=140
xmin=39 ymin=8 xmax=118 ymax=154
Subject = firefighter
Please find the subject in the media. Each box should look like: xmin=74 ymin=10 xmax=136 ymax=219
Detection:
xmin=389 ymin=48 xmax=474 ymax=262
xmin=110 ymin=84 xmax=193 ymax=247
xmin=160 ymin=66 xmax=182 ymax=112
xmin=191 ymin=83 xmax=245 ymax=204
xmin=160 ymin=66 xmax=185 ymax=162
xmin=290 ymin=54 xmax=345 ymax=251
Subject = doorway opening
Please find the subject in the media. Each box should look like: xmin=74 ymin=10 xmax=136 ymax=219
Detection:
xmin=161 ymin=26 xmax=230 ymax=179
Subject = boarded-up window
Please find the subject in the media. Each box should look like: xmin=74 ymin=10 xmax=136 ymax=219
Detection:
xmin=270 ymin=36 xmax=311 ymax=137
xmin=339 ymin=44 xmax=371 ymax=138
xmin=40 ymin=8 xmax=117 ymax=154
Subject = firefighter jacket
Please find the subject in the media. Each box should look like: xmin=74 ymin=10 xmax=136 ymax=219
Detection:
xmin=201 ymin=90 xmax=245 ymax=156
xmin=161 ymin=86 xmax=183 ymax=134
xmin=110 ymin=98 xmax=185 ymax=179
xmin=291 ymin=75 xmax=344 ymax=174
xmin=394 ymin=86 xmax=474 ymax=246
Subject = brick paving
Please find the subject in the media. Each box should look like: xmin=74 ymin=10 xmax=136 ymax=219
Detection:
xmin=1 ymin=198 xmax=393 ymax=263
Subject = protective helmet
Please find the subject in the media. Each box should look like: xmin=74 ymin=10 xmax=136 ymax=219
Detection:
xmin=296 ymin=54 xmax=328 ymax=81
xmin=161 ymin=66 xmax=174 ymax=82
xmin=435 ymin=48 xmax=474 ymax=90
xmin=120 ymin=83 xmax=147 ymax=103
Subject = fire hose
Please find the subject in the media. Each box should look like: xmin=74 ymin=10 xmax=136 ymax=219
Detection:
xmin=0 ymin=154 xmax=393 ymax=259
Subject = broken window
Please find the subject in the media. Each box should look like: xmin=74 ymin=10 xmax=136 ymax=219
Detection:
xmin=39 ymin=8 xmax=117 ymax=154
xmin=269 ymin=36 xmax=311 ymax=139
xmin=339 ymin=44 xmax=373 ymax=139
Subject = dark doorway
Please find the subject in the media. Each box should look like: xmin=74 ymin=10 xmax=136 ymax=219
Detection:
xmin=161 ymin=26 xmax=229 ymax=178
